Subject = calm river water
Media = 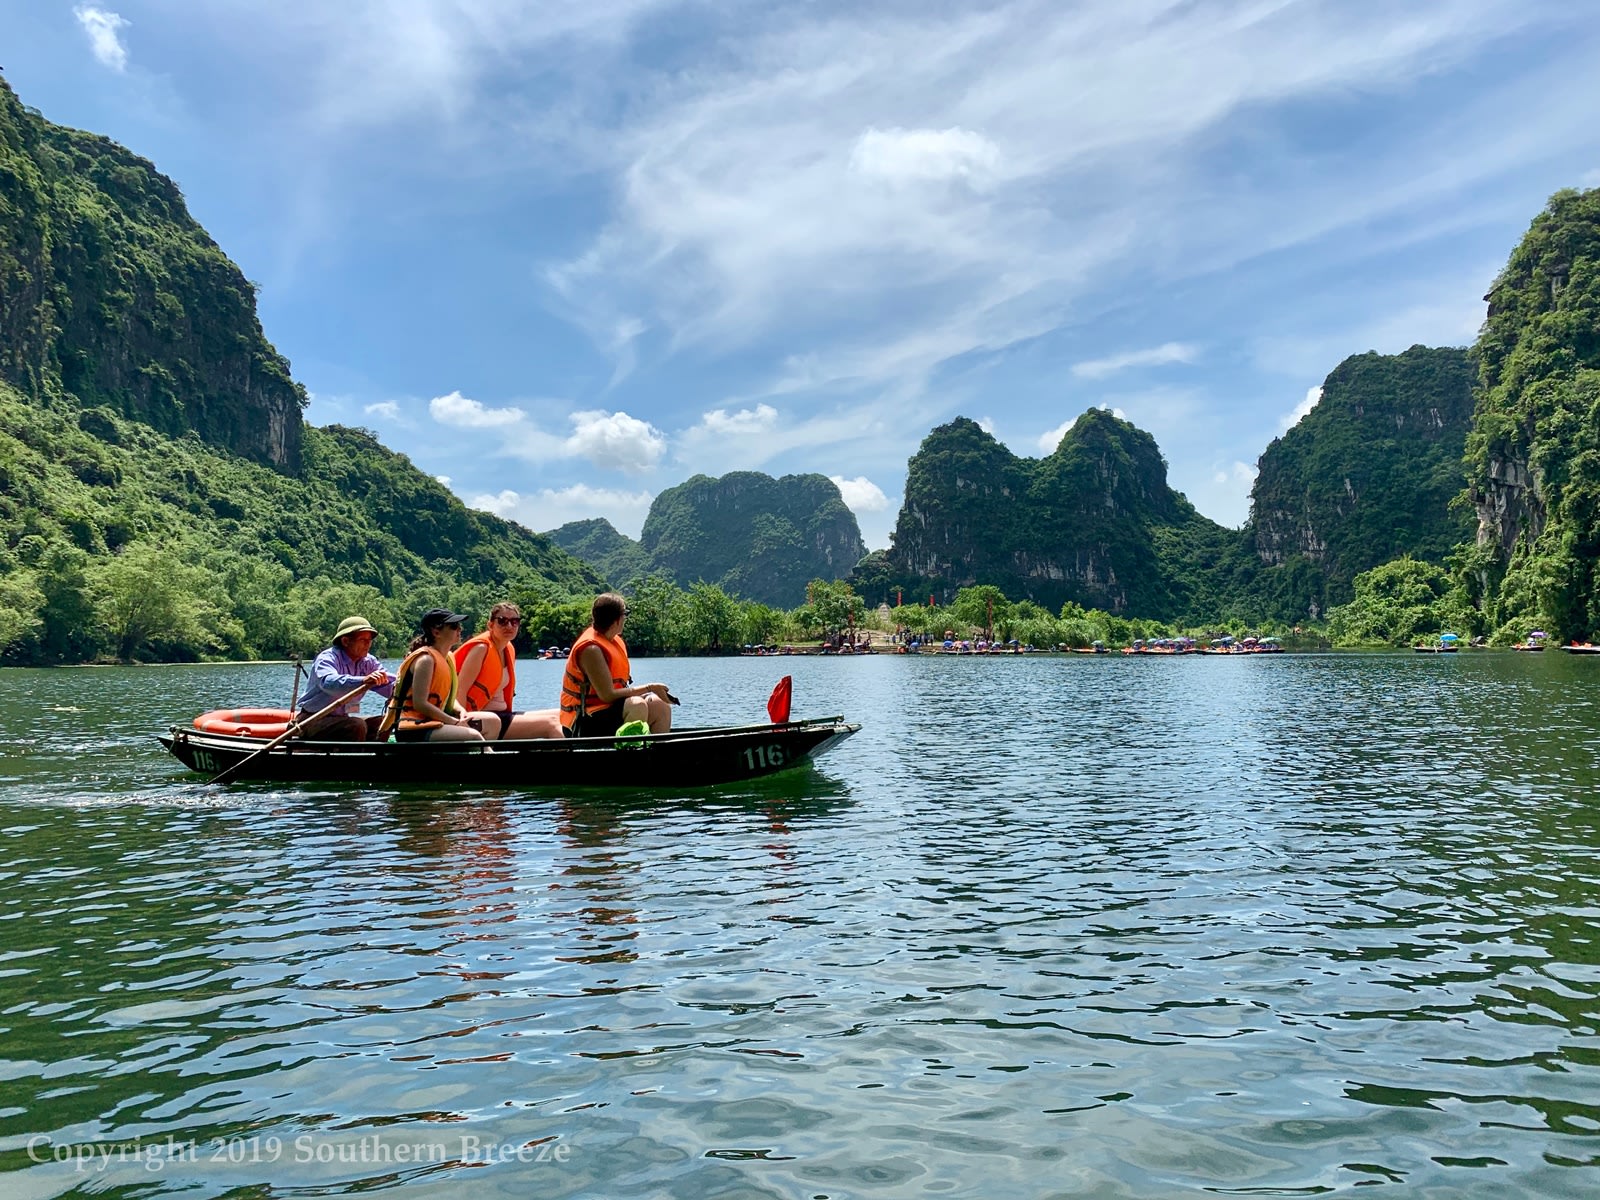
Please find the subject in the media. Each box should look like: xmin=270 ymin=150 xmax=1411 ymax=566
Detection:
xmin=1 ymin=652 xmax=1598 ymax=1198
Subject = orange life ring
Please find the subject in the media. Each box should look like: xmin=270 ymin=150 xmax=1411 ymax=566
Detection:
xmin=193 ymin=708 xmax=296 ymax=738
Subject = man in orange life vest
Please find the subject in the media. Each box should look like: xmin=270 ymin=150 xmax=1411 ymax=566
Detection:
xmin=560 ymin=592 xmax=676 ymax=737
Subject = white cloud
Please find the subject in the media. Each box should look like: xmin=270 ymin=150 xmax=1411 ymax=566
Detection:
xmin=1280 ymin=385 xmax=1323 ymax=433
xmin=74 ymin=6 xmax=129 ymax=71
xmin=849 ymin=126 xmax=1001 ymax=187
xmin=697 ymin=404 xmax=779 ymax=437
xmin=563 ymin=410 xmax=666 ymax=474
xmin=435 ymin=475 xmax=451 ymax=486
xmin=363 ymin=400 xmax=401 ymax=419
xmin=430 ymin=390 xmax=525 ymax=428
xmin=1037 ymin=420 xmax=1073 ymax=454
xmin=1072 ymin=342 xmax=1200 ymax=380
xmin=976 ymin=416 xmax=996 ymax=434
xmin=468 ymin=484 xmax=655 ymax=538
xmin=830 ymin=475 xmax=889 ymax=513
xmin=427 ymin=395 xmax=665 ymax=473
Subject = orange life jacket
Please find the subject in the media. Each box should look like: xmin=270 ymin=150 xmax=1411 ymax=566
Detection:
xmin=560 ymin=628 xmax=630 ymax=732
xmin=397 ymin=646 xmax=456 ymax=730
xmin=454 ymin=632 xmax=516 ymax=710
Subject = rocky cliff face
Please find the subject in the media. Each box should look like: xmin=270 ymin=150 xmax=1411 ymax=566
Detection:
xmin=638 ymin=472 xmax=865 ymax=607
xmin=1248 ymin=345 xmax=1476 ymax=611
xmin=886 ymin=410 xmax=1224 ymax=616
xmin=1465 ymin=187 xmax=1600 ymax=637
xmin=0 ymin=79 xmax=303 ymax=470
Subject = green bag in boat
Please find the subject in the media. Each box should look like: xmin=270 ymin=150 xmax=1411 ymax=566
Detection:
xmin=614 ymin=719 xmax=650 ymax=748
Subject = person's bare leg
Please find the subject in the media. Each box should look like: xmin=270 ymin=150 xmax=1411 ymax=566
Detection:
xmin=623 ymin=694 xmax=673 ymax=733
xmin=503 ymin=709 xmax=562 ymax=739
xmin=428 ymin=723 xmax=485 ymax=742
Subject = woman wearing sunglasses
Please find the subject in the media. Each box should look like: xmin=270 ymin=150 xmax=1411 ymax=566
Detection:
xmin=454 ymin=602 xmax=562 ymax=740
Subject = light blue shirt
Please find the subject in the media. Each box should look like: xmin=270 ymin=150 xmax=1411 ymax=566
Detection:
xmin=296 ymin=645 xmax=395 ymax=715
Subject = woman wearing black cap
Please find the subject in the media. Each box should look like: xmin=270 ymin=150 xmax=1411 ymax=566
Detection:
xmin=385 ymin=608 xmax=499 ymax=742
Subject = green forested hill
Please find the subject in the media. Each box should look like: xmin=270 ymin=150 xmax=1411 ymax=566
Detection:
xmin=883 ymin=411 xmax=1239 ymax=618
xmin=0 ymin=80 xmax=602 ymax=663
xmin=545 ymin=518 xmax=652 ymax=590
xmin=1248 ymin=345 xmax=1476 ymax=617
xmin=637 ymin=472 xmax=865 ymax=607
xmin=0 ymin=383 xmax=601 ymax=662
xmin=1464 ymin=187 xmax=1600 ymax=640
xmin=0 ymin=78 xmax=303 ymax=470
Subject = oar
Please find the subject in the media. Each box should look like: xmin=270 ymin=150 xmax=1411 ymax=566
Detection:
xmin=209 ymin=681 xmax=372 ymax=786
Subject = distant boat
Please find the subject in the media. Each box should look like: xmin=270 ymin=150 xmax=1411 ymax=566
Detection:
xmin=1563 ymin=642 xmax=1600 ymax=655
xmin=1414 ymin=636 xmax=1459 ymax=653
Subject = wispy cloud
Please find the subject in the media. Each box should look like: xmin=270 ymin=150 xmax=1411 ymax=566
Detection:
xmin=539 ymin=0 xmax=1555 ymax=398
xmin=1072 ymin=342 xmax=1199 ymax=380
xmin=849 ymin=126 xmax=1001 ymax=187
xmin=363 ymin=400 xmax=401 ymax=420
xmin=74 ymin=6 xmax=130 ymax=71
xmin=695 ymin=404 xmax=779 ymax=437
xmin=469 ymin=484 xmax=656 ymax=538
xmin=430 ymin=392 xmax=664 ymax=473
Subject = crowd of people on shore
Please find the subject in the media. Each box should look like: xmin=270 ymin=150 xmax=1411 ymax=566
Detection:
xmin=296 ymin=592 xmax=675 ymax=744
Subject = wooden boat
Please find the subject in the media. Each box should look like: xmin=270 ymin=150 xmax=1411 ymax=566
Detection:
xmin=160 ymin=715 xmax=859 ymax=787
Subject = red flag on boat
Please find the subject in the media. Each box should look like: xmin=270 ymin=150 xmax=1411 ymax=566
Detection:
xmin=767 ymin=675 xmax=793 ymax=724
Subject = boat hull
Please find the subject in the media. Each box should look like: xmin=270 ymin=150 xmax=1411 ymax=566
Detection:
xmin=160 ymin=717 xmax=859 ymax=788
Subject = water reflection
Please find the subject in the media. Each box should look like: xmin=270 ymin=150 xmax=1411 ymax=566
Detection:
xmin=2 ymin=657 xmax=1599 ymax=1197
xmin=553 ymin=800 xmax=641 ymax=968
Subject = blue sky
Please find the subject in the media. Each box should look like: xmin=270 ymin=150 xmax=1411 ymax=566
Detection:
xmin=7 ymin=1 xmax=1599 ymax=550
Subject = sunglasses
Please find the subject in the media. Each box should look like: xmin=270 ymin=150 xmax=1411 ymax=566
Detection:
xmin=494 ymin=616 xmax=521 ymax=627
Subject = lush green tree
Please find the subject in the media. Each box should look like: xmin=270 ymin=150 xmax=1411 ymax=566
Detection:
xmin=891 ymin=602 xmax=935 ymax=638
xmin=740 ymin=602 xmax=788 ymax=647
xmin=215 ymin=555 xmax=294 ymax=659
xmin=35 ymin=544 xmax=105 ymax=664
xmin=799 ymin=578 xmax=861 ymax=640
xmin=0 ymin=569 xmax=44 ymax=656
xmin=620 ymin=574 xmax=687 ymax=655
xmin=950 ymin=585 xmax=1011 ymax=638
xmin=89 ymin=542 xmax=226 ymax=661
xmin=1327 ymin=558 xmax=1464 ymax=646
xmin=683 ymin=582 xmax=742 ymax=653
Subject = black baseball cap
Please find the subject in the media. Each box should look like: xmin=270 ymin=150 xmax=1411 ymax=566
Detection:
xmin=420 ymin=607 xmax=468 ymax=631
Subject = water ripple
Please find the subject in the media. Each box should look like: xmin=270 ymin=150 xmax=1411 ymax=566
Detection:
xmin=1 ymin=655 xmax=1599 ymax=1196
